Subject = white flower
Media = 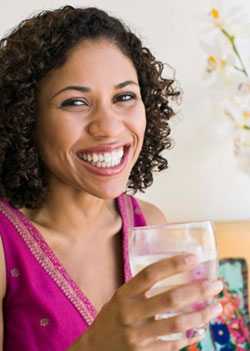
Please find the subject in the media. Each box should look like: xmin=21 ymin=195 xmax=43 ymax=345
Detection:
xmin=200 ymin=35 xmax=241 ymax=89
xmin=200 ymin=0 xmax=250 ymax=39
xmin=200 ymin=1 xmax=250 ymax=89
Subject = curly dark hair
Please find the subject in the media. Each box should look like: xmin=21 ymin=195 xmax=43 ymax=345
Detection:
xmin=0 ymin=5 xmax=180 ymax=209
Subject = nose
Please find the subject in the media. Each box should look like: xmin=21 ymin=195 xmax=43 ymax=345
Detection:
xmin=87 ymin=106 xmax=124 ymax=138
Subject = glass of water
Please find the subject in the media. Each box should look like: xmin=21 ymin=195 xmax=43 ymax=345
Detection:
xmin=128 ymin=221 xmax=218 ymax=341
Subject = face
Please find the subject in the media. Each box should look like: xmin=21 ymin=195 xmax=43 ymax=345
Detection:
xmin=36 ymin=39 xmax=146 ymax=199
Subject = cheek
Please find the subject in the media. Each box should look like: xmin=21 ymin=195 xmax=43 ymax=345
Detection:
xmin=36 ymin=114 xmax=82 ymax=158
xmin=135 ymin=119 xmax=146 ymax=147
xmin=137 ymin=116 xmax=146 ymax=146
xmin=127 ymin=110 xmax=146 ymax=163
xmin=130 ymin=104 xmax=146 ymax=141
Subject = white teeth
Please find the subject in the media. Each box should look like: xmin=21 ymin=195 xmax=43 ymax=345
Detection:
xmin=93 ymin=153 xmax=98 ymax=162
xmin=104 ymin=153 xmax=111 ymax=163
xmin=99 ymin=154 xmax=104 ymax=162
xmin=78 ymin=146 xmax=125 ymax=168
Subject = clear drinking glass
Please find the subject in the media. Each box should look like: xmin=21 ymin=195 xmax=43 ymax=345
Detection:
xmin=128 ymin=221 xmax=218 ymax=341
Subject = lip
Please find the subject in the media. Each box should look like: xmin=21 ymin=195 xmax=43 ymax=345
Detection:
xmin=75 ymin=144 xmax=131 ymax=177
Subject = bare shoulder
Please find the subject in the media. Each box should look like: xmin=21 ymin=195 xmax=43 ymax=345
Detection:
xmin=137 ymin=198 xmax=167 ymax=225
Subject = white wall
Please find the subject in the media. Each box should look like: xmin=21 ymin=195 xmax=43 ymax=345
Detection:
xmin=1 ymin=0 xmax=250 ymax=221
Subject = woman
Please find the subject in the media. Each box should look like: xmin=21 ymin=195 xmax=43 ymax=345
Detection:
xmin=0 ymin=6 xmax=223 ymax=350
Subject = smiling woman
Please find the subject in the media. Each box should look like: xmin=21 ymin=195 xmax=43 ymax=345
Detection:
xmin=36 ymin=39 xmax=146 ymax=199
xmin=0 ymin=6 xmax=176 ymax=209
xmin=0 ymin=5 xmax=223 ymax=351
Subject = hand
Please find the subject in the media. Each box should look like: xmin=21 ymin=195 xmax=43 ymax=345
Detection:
xmin=72 ymin=254 xmax=223 ymax=351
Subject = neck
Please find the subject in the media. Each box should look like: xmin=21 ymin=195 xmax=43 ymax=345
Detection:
xmin=22 ymin=181 xmax=118 ymax=239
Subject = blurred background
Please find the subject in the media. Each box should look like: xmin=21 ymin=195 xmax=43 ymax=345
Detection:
xmin=1 ymin=0 xmax=250 ymax=222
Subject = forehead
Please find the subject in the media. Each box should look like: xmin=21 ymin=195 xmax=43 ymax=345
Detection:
xmin=38 ymin=39 xmax=138 ymax=97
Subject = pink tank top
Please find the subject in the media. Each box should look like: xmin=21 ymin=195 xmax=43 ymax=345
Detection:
xmin=0 ymin=193 xmax=146 ymax=350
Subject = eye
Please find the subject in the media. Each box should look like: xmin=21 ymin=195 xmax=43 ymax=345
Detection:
xmin=60 ymin=98 xmax=88 ymax=108
xmin=113 ymin=92 xmax=137 ymax=103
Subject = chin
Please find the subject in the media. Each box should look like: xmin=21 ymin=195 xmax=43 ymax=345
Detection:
xmin=92 ymin=188 xmax=126 ymax=200
xmin=85 ymin=181 xmax=127 ymax=200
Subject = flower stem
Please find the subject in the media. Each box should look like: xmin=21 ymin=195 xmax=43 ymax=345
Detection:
xmin=221 ymin=27 xmax=249 ymax=77
xmin=233 ymin=65 xmax=248 ymax=75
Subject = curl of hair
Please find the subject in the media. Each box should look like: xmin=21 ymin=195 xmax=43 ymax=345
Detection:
xmin=0 ymin=6 xmax=181 ymax=208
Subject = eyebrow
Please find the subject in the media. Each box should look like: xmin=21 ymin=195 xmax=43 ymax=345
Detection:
xmin=51 ymin=80 xmax=139 ymax=99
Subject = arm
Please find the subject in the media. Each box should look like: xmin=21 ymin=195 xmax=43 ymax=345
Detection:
xmin=0 ymin=237 xmax=6 ymax=351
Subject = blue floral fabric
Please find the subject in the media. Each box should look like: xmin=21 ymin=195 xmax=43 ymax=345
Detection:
xmin=184 ymin=258 xmax=250 ymax=350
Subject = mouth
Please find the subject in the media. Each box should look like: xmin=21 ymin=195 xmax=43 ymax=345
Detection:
xmin=75 ymin=143 xmax=131 ymax=176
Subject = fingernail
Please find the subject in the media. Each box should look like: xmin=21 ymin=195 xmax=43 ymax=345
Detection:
xmin=185 ymin=254 xmax=198 ymax=266
xmin=192 ymin=264 xmax=206 ymax=280
xmin=210 ymin=303 xmax=223 ymax=317
xmin=203 ymin=280 xmax=224 ymax=294
xmin=186 ymin=328 xmax=197 ymax=338
xmin=186 ymin=328 xmax=206 ymax=339
xmin=192 ymin=302 xmax=208 ymax=311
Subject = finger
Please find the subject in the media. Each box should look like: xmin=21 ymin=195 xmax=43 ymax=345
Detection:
xmin=120 ymin=254 xmax=199 ymax=297
xmin=136 ymin=302 xmax=222 ymax=342
xmin=120 ymin=279 xmax=223 ymax=324
xmin=151 ymin=279 xmax=223 ymax=314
